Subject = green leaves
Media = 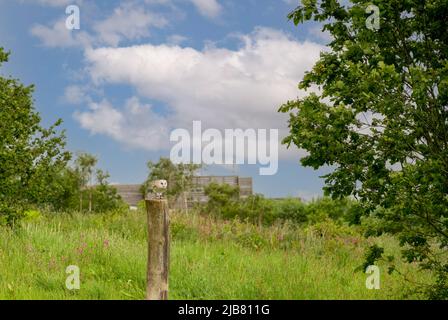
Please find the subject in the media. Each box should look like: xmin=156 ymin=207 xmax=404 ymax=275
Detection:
xmin=281 ymin=1 xmax=448 ymax=298
xmin=142 ymin=157 xmax=201 ymax=203
xmin=358 ymin=244 xmax=384 ymax=272
xmin=0 ymin=47 xmax=69 ymax=225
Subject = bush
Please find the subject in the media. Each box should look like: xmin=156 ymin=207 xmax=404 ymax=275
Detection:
xmin=203 ymin=183 xmax=274 ymax=224
xmin=305 ymin=197 xmax=357 ymax=224
xmin=203 ymin=183 xmax=240 ymax=219
xmin=238 ymin=194 xmax=275 ymax=225
xmin=90 ymin=184 xmax=127 ymax=213
xmin=237 ymin=196 xmax=356 ymax=226
xmin=202 ymin=183 xmax=361 ymax=227
xmin=22 ymin=209 xmax=42 ymax=222
xmin=0 ymin=204 xmax=22 ymax=227
xmin=272 ymin=198 xmax=307 ymax=224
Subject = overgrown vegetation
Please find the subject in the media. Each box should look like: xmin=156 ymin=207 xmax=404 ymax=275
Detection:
xmin=202 ymin=182 xmax=359 ymax=226
xmin=280 ymin=0 xmax=448 ymax=298
xmin=0 ymin=207 xmax=432 ymax=299
xmin=1 ymin=0 xmax=446 ymax=300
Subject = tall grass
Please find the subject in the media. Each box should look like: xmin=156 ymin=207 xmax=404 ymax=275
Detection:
xmin=0 ymin=209 xmax=432 ymax=299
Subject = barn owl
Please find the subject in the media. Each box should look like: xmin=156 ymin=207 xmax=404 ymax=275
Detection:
xmin=147 ymin=179 xmax=168 ymax=199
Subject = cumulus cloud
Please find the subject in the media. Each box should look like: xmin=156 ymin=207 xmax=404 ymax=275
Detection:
xmin=93 ymin=3 xmax=168 ymax=47
xmin=23 ymin=0 xmax=81 ymax=6
xmin=63 ymin=85 xmax=90 ymax=105
xmin=30 ymin=19 xmax=92 ymax=48
xmin=189 ymin=0 xmax=222 ymax=18
xmin=30 ymin=1 xmax=169 ymax=48
xmin=74 ymin=97 xmax=171 ymax=150
xmin=28 ymin=0 xmax=225 ymax=49
xmin=76 ymin=27 xmax=323 ymax=158
xmin=166 ymin=34 xmax=188 ymax=46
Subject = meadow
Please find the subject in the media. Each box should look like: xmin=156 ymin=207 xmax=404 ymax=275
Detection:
xmin=0 ymin=207 xmax=432 ymax=300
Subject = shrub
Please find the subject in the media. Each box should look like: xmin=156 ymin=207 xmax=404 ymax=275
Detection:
xmin=202 ymin=183 xmax=362 ymax=227
xmin=22 ymin=209 xmax=42 ymax=222
xmin=272 ymin=198 xmax=307 ymax=224
xmin=203 ymin=183 xmax=275 ymax=224
xmin=203 ymin=183 xmax=240 ymax=219
xmin=238 ymin=194 xmax=275 ymax=225
xmin=305 ymin=197 xmax=359 ymax=224
xmin=90 ymin=184 xmax=127 ymax=213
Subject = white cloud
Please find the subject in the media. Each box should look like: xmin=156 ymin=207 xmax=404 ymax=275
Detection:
xmin=30 ymin=19 xmax=92 ymax=48
xmin=30 ymin=2 xmax=169 ymax=48
xmin=78 ymin=27 xmax=324 ymax=158
xmin=93 ymin=3 xmax=168 ymax=47
xmin=26 ymin=0 xmax=79 ymax=6
xmin=166 ymin=34 xmax=188 ymax=46
xmin=189 ymin=0 xmax=222 ymax=18
xmin=63 ymin=85 xmax=90 ymax=105
xmin=74 ymin=97 xmax=170 ymax=150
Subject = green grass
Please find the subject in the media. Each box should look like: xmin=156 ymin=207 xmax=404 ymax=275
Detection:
xmin=0 ymin=209 xmax=432 ymax=299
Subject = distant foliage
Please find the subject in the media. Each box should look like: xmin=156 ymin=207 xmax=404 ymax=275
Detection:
xmin=202 ymin=183 xmax=361 ymax=226
xmin=142 ymin=157 xmax=201 ymax=205
xmin=203 ymin=182 xmax=241 ymax=219
xmin=271 ymin=197 xmax=307 ymax=224
xmin=74 ymin=152 xmax=97 ymax=212
xmin=60 ymin=156 xmax=126 ymax=213
xmin=89 ymin=169 xmax=127 ymax=212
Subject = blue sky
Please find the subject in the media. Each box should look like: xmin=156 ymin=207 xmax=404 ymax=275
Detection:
xmin=0 ymin=0 xmax=332 ymax=199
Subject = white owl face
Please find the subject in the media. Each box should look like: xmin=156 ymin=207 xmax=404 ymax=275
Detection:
xmin=152 ymin=179 xmax=168 ymax=189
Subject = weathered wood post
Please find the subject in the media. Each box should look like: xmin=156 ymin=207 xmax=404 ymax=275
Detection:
xmin=145 ymin=199 xmax=170 ymax=300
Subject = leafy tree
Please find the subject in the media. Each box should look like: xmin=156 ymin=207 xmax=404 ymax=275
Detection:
xmin=203 ymin=182 xmax=241 ymax=219
xmin=203 ymin=183 xmax=277 ymax=225
xmin=90 ymin=169 xmax=126 ymax=212
xmin=271 ymin=197 xmax=308 ymax=224
xmin=204 ymin=182 xmax=240 ymax=207
xmin=142 ymin=157 xmax=201 ymax=207
xmin=279 ymin=0 xmax=448 ymax=298
xmin=74 ymin=152 xmax=97 ymax=212
xmin=0 ymin=48 xmax=70 ymax=225
xmin=71 ymin=153 xmax=124 ymax=213
xmin=36 ymin=166 xmax=81 ymax=211
xmin=280 ymin=0 xmax=448 ymax=298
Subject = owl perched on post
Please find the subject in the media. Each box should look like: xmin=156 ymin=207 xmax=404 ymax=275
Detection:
xmin=146 ymin=179 xmax=168 ymax=200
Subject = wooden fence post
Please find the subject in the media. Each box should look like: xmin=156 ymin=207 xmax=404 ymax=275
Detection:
xmin=145 ymin=199 xmax=170 ymax=300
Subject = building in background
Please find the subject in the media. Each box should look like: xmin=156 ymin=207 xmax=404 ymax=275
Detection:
xmin=189 ymin=176 xmax=252 ymax=203
xmin=114 ymin=184 xmax=143 ymax=207
xmin=114 ymin=176 xmax=253 ymax=208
